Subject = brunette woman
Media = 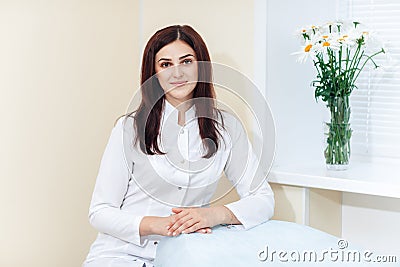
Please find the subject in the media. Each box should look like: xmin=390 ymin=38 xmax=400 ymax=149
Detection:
xmin=83 ymin=25 xmax=274 ymax=267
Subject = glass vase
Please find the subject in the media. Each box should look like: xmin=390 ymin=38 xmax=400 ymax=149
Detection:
xmin=324 ymin=96 xmax=352 ymax=171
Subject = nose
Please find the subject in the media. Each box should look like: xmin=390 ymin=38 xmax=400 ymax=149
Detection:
xmin=172 ymin=65 xmax=183 ymax=78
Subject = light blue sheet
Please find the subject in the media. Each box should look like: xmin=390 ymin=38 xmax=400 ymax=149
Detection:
xmin=154 ymin=220 xmax=398 ymax=266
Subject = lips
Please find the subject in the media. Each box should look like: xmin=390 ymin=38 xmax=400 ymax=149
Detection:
xmin=170 ymin=81 xmax=187 ymax=87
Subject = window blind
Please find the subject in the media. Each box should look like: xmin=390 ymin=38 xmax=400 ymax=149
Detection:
xmin=338 ymin=0 xmax=400 ymax=159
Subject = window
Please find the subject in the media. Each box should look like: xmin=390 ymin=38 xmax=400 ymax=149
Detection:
xmin=338 ymin=0 xmax=400 ymax=159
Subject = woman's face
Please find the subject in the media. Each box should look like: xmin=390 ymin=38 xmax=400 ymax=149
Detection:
xmin=155 ymin=40 xmax=198 ymax=107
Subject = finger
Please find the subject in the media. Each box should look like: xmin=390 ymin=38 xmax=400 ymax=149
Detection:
xmin=195 ymin=227 xmax=212 ymax=234
xmin=166 ymin=211 xmax=188 ymax=231
xmin=168 ymin=213 xmax=195 ymax=234
xmin=170 ymin=209 xmax=190 ymax=225
xmin=169 ymin=214 xmax=198 ymax=232
xmin=181 ymin=222 xmax=202 ymax=235
xmin=195 ymin=229 xmax=206 ymax=233
xmin=172 ymin=207 xmax=184 ymax=214
xmin=166 ymin=213 xmax=181 ymax=231
xmin=172 ymin=218 xmax=197 ymax=236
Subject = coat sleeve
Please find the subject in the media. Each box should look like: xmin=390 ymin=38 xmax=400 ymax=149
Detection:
xmin=223 ymin=115 xmax=275 ymax=229
xmin=87 ymin=117 xmax=146 ymax=246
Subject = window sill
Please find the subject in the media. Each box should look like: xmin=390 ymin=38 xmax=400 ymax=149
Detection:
xmin=267 ymin=156 xmax=400 ymax=199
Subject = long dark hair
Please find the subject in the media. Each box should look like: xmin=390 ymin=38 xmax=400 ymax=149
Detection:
xmin=133 ymin=25 xmax=223 ymax=158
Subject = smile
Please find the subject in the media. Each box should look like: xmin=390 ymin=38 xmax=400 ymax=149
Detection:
xmin=170 ymin=81 xmax=187 ymax=87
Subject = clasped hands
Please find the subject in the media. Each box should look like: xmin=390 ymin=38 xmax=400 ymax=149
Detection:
xmin=166 ymin=207 xmax=233 ymax=236
xmin=166 ymin=207 xmax=215 ymax=236
xmin=141 ymin=205 xmax=235 ymax=237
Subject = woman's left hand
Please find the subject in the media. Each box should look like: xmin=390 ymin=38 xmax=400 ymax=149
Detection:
xmin=167 ymin=207 xmax=218 ymax=236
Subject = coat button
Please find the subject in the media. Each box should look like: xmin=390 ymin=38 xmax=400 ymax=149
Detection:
xmin=178 ymin=186 xmax=182 ymax=190
xmin=153 ymin=241 xmax=158 ymax=245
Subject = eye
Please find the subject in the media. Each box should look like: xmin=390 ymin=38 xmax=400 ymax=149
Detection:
xmin=182 ymin=59 xmax=193 ymax=65
xmin=160 ymin=62 xmax=172 ymax=68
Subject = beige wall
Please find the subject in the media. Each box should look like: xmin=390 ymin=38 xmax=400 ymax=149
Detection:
xmin=0 ymin=1 xmax=255 ymax=266
xmin=271 ymin=184 xmax=342 ymax=237
xmin=141 ymin=0 xmax=254 ymax=76
xmin=271 ymin=184 xmax=305 ymax=224
xmin=0 ymin=1 xmax=139 ymax=266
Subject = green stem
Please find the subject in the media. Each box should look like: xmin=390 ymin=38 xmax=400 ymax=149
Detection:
xmin=325 ymin=96 xmax=351 ymax=165
xmin=352 ymin=48 xmax=385 ymax=85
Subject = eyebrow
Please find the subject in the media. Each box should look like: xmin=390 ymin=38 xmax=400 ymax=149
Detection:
xmin=157 ymin=53 xmax=195 ymax=62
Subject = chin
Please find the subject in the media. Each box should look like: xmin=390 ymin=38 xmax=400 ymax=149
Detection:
xmin=166 ymin=88 xmax=195 ymax=101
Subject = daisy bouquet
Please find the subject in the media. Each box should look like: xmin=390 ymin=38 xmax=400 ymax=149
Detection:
xmin=294 ymin=21 xmax=385 ymax=169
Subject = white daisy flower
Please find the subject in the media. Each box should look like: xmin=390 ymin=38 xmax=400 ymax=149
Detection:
xmin=291 ymin=39 xmax=316 ymax=63
xmin=313 ymin=33 xmax=341 ymax=53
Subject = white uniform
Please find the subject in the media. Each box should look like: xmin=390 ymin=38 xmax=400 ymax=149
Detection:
xmin=82 ymin=101 xmax=274 ymax=266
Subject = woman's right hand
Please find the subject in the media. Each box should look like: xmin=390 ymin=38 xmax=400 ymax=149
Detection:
xmin=139 ymin=216 xmax=175 ymax=236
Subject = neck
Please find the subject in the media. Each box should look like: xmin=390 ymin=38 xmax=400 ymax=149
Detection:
xmin=165 ymin=98 xmax=193 ymax=126
xmin=166 ymin=98 xmax=193 ymax=113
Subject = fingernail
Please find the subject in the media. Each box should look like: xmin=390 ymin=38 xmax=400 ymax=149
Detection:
xmin=167 ymin=231 xmax=171 ymax=236
xmin=202 ymin=229 xmax=206 ymax=233
xmin=166 ymin=225 xmax=170 ymax=230
xmin=173 ymin=232 xmax=177 ymax=236
xmin=182 ymin=231 xmax=185 ymax=234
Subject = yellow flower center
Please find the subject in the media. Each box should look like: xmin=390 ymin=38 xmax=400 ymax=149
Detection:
xmin=338 ymin=38 xmax=345 ymax=42
xmin=323 ymin=41 xmax=330 ymax=47
xmin=363 ymin=31 xmax=369 ymax=35
xmin=302 ymin=29 xmax=307 ymax=33
xmin=322 ymin=35 xmax=329 ymax=39
xmin=343 ymin=35 xmax=348 ymax=38
xmin=304 ymin=44 xmax=312 ymax=52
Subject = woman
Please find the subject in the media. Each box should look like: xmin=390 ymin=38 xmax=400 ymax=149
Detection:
xmin=83 ymin=25 xmax=274 ymax=267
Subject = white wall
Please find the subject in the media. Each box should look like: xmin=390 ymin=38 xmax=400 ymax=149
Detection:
xmin=265 ymin=0 xmax=337 ymax=167
xmin=263 ymin=0 xmax=339 ymax=235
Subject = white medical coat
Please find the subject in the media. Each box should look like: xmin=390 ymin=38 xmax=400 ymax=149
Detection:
xmin=84 ymin=101 xmax=274 ymax=264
